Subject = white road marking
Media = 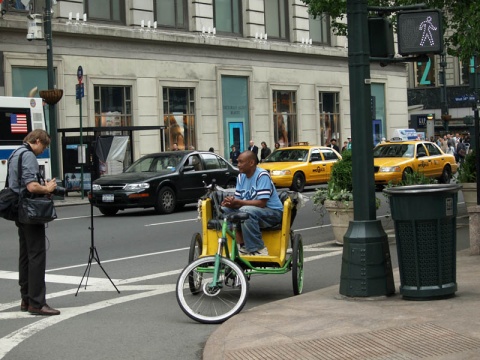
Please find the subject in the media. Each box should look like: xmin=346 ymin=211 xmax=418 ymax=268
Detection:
xmin=0 ymin=285 xmax=176 ymax=359
xmin=0 ymin=242 xmax=344 ymax=359
xmin=46 ymin=247 xmax=190 ymax=272
xmin=145 ymin=218 xmax=199 ymax=227
xmin=54 ymin=215 xmax=101 ymax=221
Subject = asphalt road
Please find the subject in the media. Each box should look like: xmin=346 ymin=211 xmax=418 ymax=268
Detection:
xmin=0 ymin=188 xmax=469 ymax=360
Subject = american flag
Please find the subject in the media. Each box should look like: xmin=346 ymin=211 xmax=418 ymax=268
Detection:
xmin=10 ymin=114 xmax=28 ymax=134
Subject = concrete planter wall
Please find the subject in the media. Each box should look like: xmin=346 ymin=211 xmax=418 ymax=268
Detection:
xmin=324 ymin=200 xmax=354 ymax=246
xmin=462 ymin=182 xmax=480 ymax=255
xmin=461 ymin=182 xmax=477 ymax=209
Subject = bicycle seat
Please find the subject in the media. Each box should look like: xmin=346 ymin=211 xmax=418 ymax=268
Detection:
xmin=227 ymin=212 xmax=250 ymax=223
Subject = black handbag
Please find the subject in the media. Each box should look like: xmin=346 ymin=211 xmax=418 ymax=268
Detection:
xmin=0 ymin=187 xmax=19 ymax=221
xmin=10 ymin=147 xmax=57 ymax=224
xmin=18 ymin=192 xmax=57 ymax=224
xmin=0 ymin=149 xmax=28 ymax=221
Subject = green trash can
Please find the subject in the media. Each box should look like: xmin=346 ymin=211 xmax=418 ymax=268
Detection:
xmin=383 ymin=184 xmax=461 ymax=300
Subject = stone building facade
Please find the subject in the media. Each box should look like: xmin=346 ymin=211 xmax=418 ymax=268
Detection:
xmin=0 ymin=0 xmax=408 ymax=176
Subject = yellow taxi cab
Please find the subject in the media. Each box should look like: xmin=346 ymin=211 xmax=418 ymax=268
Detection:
xmin=373 ymin=140 xmax=458 ymax=185
xmin=258 ymin=145 xmax=342 ymax=192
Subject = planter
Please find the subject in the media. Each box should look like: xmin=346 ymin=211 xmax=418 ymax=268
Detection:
xmin=324 ymin=199 xmax=354 ymax=245
xmin=461 ymin=182 xmax=477 ymax=209
xmin=39 ymin=89 xmax=63 ymax=105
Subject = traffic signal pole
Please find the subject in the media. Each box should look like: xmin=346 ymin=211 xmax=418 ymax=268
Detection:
xmin=44 ymin=0 xmax=59 ymax=178
xmin=339 ymin=0 xmax=395 ymax=297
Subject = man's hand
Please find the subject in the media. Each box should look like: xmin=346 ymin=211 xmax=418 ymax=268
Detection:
xmin=26 ymin=178 xmax=57 ymax=195
xmin=45 ymin=178 xmax=57 ymax=193
xmin=221 ymin=196 xmax=236 ymax=208
xmin=221 ymin=196 xmax=267 ymax=209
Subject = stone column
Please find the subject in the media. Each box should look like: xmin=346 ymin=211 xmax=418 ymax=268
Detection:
xmin=467 ymin=205 xmax=480 ymax=255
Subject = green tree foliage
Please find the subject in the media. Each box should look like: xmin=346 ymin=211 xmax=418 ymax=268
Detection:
xmin=302 ymin=0 xmax=480 ymax=62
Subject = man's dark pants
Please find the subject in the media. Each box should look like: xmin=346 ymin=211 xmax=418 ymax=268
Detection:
xmin=17 ymin=221 xmax=46 ymax=308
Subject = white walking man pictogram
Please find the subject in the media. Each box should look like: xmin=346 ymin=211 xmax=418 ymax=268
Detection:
xmin=419 ymin=16 xmax=437 ymax=46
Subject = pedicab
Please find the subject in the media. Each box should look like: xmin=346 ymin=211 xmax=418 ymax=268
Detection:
xmin=176 ymin=182 xmax=304 ymax=324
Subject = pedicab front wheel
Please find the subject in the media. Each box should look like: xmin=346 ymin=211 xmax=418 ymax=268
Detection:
xmin=176 ymin=256 xmax=249 ymax=324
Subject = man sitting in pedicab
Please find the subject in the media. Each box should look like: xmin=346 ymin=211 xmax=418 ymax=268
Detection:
xmin=220 ymin=151 xmax=283 ymax=256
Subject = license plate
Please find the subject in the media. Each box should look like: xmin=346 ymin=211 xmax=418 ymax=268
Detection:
xmin=102 ymin=194 xmax=114 ymax=202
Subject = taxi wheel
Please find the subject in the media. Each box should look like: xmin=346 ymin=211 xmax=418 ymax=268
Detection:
xmin=402 ymin=167 xmax=413 ymax=181
xmin=290 ymin=172 xmax=305 ymax=192
xmin=439 ymin=166 xmax=452 ymax=184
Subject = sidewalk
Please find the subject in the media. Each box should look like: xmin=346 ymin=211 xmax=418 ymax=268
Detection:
xmin=204 ymin=228 xmax=480 ymax=360
xmin=54 ymin=192 xmax=90 ymax=207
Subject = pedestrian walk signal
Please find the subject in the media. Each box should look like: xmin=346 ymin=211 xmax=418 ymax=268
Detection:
xmin=397 ymin=10 xmax=443 ymax=56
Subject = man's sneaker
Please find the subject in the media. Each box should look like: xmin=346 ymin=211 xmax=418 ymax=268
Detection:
xmin=249 ymin=247 xmax=268 ymax=256
xmin=238 ymin=244 xmax=248 ymax=254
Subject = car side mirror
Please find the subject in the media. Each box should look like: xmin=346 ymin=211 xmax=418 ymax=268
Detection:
xmin=183 ymin=165 xmax=195 ymax=172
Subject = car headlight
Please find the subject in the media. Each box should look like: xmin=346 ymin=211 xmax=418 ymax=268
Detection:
xmin=272 ymin=170 xmax=292 ymax=176
xmin=379 ymin=166 xmax=401 ymax=173
xmin=92 ymin=184 xmax=102 ymax=191
xmin=123 ymin=183 xmax=150 ymax=191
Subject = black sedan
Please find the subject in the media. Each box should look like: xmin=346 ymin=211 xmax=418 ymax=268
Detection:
xmin=89 ymin=151 xmax=238 ymax=215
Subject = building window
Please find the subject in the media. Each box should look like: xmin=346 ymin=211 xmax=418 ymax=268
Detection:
xmin=3 ymin=0 xmax=42 ymax=12
xmin=309 ymin=14 xmax=329 ymax=45
xmin=155 ymin=0 xmax=187 ymax=29
xmin=94 ymin=86 xmax=132 ymax=128
xmin=163 ymin=88 xmax=196 ymax=151
xmin=265 ymin=0 xmax=289 ymax=40
xmin=461 ymin=56 xmax=479 ymax=86
xmin=86 ymin=0 xmax=125 ymax=24
xmin=214 ymin=0 xmax=242 ymax=35
xmin=319 ymin=92 xmax=340 ymax=146
xmin=273 ymin=90 xmax=297 ymax=147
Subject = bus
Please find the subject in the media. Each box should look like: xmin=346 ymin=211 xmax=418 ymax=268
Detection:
xmin=0 ymin=96 xmax=51 ymax=188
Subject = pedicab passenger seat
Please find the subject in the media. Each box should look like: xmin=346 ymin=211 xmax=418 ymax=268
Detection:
xmin=205 ymin=190 xmax=298 ymax=230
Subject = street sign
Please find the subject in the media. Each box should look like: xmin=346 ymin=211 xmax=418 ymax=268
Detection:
xmin=75 ymin=83 xmax=84 ymax=101
xmin=397 ymin=10 xmax=443 ymax=56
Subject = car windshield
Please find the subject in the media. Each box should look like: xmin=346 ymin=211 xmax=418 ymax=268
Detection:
xmin=264 ymin=149 xmax=309 ymax=162
xmin=373 ymin=144 xmax=414 ymax=158
xmin=125 ymin=154 xmax=183 ymax=173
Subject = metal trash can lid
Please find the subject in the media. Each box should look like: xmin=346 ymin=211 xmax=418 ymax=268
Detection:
xmin=383 ymin=183 xmax=462 ymax=195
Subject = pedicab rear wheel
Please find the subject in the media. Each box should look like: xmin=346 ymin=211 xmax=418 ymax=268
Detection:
xmin=189 ymin=233 xmax=202 ymax=263
xmin=188 ymin=233 xmax=203 ymax=294
xmin=292 ymin=233 xmax=304 ymax=295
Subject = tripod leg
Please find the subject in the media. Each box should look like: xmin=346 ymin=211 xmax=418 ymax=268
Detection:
xmin=92 ymin=247 xmax=120 ymax=294
xmin=75 ymin=247 xmax=94 ymax=296
xmin=76 ymin=202 xmax=120 ymax=295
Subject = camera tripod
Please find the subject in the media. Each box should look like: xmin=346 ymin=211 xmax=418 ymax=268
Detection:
xmin=75 ymin=202 xmax=120 ymax=296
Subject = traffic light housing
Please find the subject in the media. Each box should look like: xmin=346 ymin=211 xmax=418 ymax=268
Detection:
xmin=368 ymin=17 xmax=395 ymax=58
xmin=462 ymin=62 xmax=470 ymax=85
xmin=397 ymin=9 xmax=443 ymax=56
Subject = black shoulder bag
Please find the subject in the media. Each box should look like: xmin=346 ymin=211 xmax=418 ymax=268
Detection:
xmin=16 ymin=148 xmax=57 ymax=224
xmin=0 ymin=148 xmax=27 ymax=221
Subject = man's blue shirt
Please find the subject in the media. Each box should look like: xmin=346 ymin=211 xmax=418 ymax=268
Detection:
xmin=234 ymin=168 xmax=283 ymax=211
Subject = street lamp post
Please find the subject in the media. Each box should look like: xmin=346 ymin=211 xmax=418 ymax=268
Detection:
xmin=440 ymin=53 xmax=449 ymax=133
xmin=44 ymin=0 xmax=60 ymax=179
xmin=339 ymin=0 xmax=395 ymax=297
